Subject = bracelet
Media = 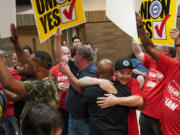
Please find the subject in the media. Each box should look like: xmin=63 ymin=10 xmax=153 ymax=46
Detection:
xmin=137 ymin=24 xmax=144 ymax=28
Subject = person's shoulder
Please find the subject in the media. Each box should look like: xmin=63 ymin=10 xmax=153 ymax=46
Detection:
xmin=114 ymin=82 xmax=129 ymax=90
xmin=84 ymin=85 xmax=103 ymax=97
xmin=50 ymin=64 xmax=59 ymax=71
xmin=114 ymin=82 xmax=131 ymax=96
xmin=50 ymin=64 xmax=59 ymax=74
xmin=88 ymin=64 xmax=97 ymax=73
xmin=84 ymin=85 xmax=99 ymax=91
xmin=144 ymin=53 xmax=155 ymax=63
xmin=68 ymin=59 xmax=75 ymax=65
xmin=24 ymin=78 xmax=57 ymax=86
xmin=129 ymin=77 xmax=138 ymax=83
xmin=90 ymin=63 xmax=97 ymax=69
xmin=127 ymin=77 xmax=139 ymax=88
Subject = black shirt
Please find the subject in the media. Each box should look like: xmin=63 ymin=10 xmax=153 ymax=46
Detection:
xmin=82 ymin=82 xmax=131 ymax=135
xmin=65 ymin=60 xmax=97 ymax=118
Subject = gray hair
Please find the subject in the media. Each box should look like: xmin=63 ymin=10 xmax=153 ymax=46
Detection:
xmin=78 ymin=45 xmax=94 ymax=61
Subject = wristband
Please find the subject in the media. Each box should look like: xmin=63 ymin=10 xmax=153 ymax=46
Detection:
xmin=175 ymin=43 xmax=180 ymax=47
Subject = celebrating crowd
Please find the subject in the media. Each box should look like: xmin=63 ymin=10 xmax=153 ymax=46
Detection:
xmin=0 ymin=12 xmax=180 ymax=135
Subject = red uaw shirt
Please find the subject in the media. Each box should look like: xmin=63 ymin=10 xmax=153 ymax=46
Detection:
xmin=127 ymin=78 xmax=142 ymax=135
xmin=0 ymin=68 xmax=21 ymax=116
xmin=142 ymin=54 xmax=165 ymax=119
xmin=157 ymin=53 xmax=180 ymax=135
xmin=50 ymin=64 xmax=69 ymax=109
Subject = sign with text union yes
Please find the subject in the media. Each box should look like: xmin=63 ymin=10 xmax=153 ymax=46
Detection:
xmin=139 ymin=0 xmax=179 ymax=46
xmin=31 ymin=0 xmax=86 ymax=43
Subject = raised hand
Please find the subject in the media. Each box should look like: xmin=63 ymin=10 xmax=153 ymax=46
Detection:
xmin=10 ymin=23 xmax=18 ymax=43
xmin=55 ymin=28 xmax=62 ymax=43
xmin=170 ymin=28 xmax=180 ymax=45
xmin=59 ymin=62 xmax=71 ymax=75
xmin=135 ymin=12 xmax=144 ymax=27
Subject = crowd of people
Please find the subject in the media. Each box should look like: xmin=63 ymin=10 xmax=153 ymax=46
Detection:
xmin=0 ymin=12 xmax=179 ymax=135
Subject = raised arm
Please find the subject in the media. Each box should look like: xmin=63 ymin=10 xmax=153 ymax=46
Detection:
xmin=132 ymin=42 xmax=144 ymax=63
xmin=0 ymin=56 xmax=25 ymax=98
xmin=10 ymin=24 xmax=27 ymax=65
xmin=54 ymin=29 xmax=68 ymax=63
xmin=79 ymin=77 xmax=117 ymax=94
xmin=136 ymin=13 xmax=160 ymax=61
xmin=170 ymin=28 xmax=180 ymax=60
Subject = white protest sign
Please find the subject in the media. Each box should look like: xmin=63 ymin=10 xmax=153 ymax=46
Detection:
xmin=106 ymin=0 xmax=142 ymax=41
xmin=0 ymin=0 xmax=16 ymax=39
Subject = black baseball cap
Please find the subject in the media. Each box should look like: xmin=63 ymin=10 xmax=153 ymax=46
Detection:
xmin=115 ymin=58 xmax=133 ymax=71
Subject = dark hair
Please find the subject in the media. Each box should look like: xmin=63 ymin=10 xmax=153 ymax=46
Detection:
xmin=72 ymin=36 xmax=81 ymax=42
xmin=33 ymin=51 xmax=52 ymax=69
xmin=23 ymin=45 xmax=33 ymax=54
xmin=69 ymin=46 xmax=77 ymax=58
xmin=22 ymin=104 xmax=63 ymax=135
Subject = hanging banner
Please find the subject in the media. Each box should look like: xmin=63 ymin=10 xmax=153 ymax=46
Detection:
xmin=139 ymin=0 xmax=179 ymax=46
xmin=31 ymin=0 xmax=86 ymax=43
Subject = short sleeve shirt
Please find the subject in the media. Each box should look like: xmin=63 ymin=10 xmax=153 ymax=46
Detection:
xmin=50 ymin=64 xmax=69 ymax=109
xmin=20 ymin=78 xmax=59 ymax=128
xmin=82 ymin=82 xmax=131 ymax=135
xmin=141 ymin=53 xmax=165 ymax=119
xmin=157 ymin=53 xmax=180 ymax=135
xmin=65 ymin=60 xmax=97 ymax=118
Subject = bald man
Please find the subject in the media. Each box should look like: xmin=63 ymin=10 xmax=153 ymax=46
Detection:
xmin=82 ymin=59 xmax=131 ymax=135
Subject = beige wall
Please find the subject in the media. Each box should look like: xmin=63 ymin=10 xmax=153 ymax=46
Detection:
xmin=84 ymin=0 xmax=106 ymax=11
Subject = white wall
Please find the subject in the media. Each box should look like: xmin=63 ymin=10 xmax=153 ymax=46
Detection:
xmin=84 ymin=0 xmax=106 ymax=11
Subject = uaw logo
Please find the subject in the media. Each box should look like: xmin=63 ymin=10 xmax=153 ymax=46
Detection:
xmin=168 ymin=80 xmax=180 ymax=103
xmin=123 ymin=60 xmax=129 ymax=66
xmin=56 ymin=0 xmax=67 ymax=4
xmin=149 ymin=0 xmax=162 ymax=19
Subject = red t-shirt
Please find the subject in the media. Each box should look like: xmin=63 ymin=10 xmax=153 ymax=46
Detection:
xmin=50 ymin=64 xmax=69 ymax=109
xmin=157 ymin=53 xmax=180 ymax=135
xmin=141 ymin=54 xmax=165 ymax=119
xmin=127 ymin=78 xmax=142 ymax=135
xmin=0 ymin=68 xmax=21 ymax=116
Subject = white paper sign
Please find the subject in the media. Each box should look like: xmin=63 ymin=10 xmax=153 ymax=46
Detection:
xmin=106 ymin=0 xmax=142 ymax=41
xmin=0 ymin=0 xmax=16 ymax=39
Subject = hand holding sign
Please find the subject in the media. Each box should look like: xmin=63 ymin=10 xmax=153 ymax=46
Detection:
xmin=170 ymin=28 xmax=180 ymax=45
